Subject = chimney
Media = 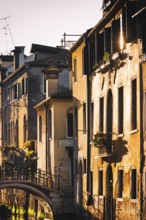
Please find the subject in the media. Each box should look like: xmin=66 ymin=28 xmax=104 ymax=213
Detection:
xmin=0 ymin=59 xmax=7 ymax=81
xmin=12 ymin=46 xmax=25 ymax=70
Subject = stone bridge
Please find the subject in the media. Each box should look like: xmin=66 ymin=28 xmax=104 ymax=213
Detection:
xmin=0 ymin=168 xmax=74 ymax=219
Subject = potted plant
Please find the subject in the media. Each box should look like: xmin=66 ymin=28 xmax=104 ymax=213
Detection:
xmin=93 ymin=132 xmax=107 ymax=147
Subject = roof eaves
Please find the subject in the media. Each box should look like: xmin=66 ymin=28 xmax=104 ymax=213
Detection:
xmin=132 ymin=6 xmax=146 ymax=18
xmin=88 ymin=0 xmax=126 ymax=38
xmin=2 ymin=64 xmax=27 ymax=84
xmin=34 ymin=97 xmax=51 ymax=109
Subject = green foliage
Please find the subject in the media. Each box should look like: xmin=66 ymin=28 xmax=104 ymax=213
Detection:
xmin=103 ymin=51 xmax=110 ymax=62
xmin=93 ymin=132 xmax=107 ymax=147
xmin=23 ymin=140 xmax=36 ymax=150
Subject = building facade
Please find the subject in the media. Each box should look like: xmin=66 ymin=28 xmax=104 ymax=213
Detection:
xmin=71 ymin=0 xmax=146 ymax=219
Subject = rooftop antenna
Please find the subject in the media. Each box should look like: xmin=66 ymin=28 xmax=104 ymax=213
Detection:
xmin=62 ymin=33 xmax=81 ymax=49
xmin=0 ymin=15 xmax=15 ymax=48
xmin=1 ymin=26 xmax=8 ymax=53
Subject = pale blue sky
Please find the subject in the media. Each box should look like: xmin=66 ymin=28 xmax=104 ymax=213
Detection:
xmin=0 ymin=0 xmax=103 ymax=55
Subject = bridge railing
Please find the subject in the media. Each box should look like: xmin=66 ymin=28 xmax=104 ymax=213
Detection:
xmin=0 ymin=167 xmax=61 ymax=190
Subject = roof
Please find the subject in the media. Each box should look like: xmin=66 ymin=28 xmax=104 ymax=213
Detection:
xmin=34 ymin=90 xmax=72 ymax=109
xmin=30 ymin=43 xmax=67 ymax=54
xmin=51 ymin=89 xmax=72 ymax=99
xmin=0 ymin=55 xmax=13 ymax=62
xmin=132 ymin=6 xmax=146 ymax=19
xmin=27 ymin=50 xmax=71 ymax=68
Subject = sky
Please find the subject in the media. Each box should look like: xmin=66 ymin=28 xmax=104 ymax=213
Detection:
xmin=0 ymin=0 xmax=103 ymax=55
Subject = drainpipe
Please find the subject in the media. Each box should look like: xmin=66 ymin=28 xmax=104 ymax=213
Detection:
xmin=139 ymin=61 xmax=144 ymax=220
xmin=44 ymin=103 xmax=48 ymax=173
xmin=87 ymin=42 xmax=91 ymax=194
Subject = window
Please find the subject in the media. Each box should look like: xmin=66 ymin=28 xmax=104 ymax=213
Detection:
xmin=142 ymin=22 xmax=146 ymax=54
xmin=74 ymin=58 xmax=77 ymax=82
xmin=23 ymin=115 xmax=27 ymax=143
xmin=67 ymin=112 xmax=73 ymax=137
xmin=131 ymin=169 xmax=136 ymax=199
xmin=22 ymin=77 xmax=28 ymax=95
xmin=104 ymin=27 xmax=111 ymax=54
xmin=112 ymin=18 xmax=120 ymax=53
xmin=99 ymin=97 xmax=104 ymax=132
xmin=39 ymin=116 xmax=42 ymax=142
xmin=118 ymin=169 xmax=123 ymax=198
xmin=9 ymin=86 xmax=13 ymax=102
xmin=13 ymin=83 xmax=19 ymax=100
xmin=118 ymin=86 xmax=123 ymax=134
xmin=144 ymin=172 xmax=146 ymax=197
xmin=16 ymin=119 xmax=19 ymax=147
xmin=43 ymin=75 xmax=46 ymax=94
xmin=90 ymin=102 xmax=94 ymax=142
xmin=74 ymin=106 xmax=78 ymax=137
xmin=83 ymin=102 xmax=86 ymax=134
xmin=96 ymin=33 xmax=104 ymax=63
xmin=131 ymin=79 xmax=137 ymax=130
xmin=82 ymin=49 xmax=84 ymax=75
xmin=48 ymin=109 xmax=52 ymax=139
xmin=83 ymin=158 xmax=87 ymax=174
xmin=5 ymin=124 xmax=7 ymax=145
xmin=98 ymin=169 xmax=103 ymax=196
xmin=144 ymin=93 xmax=146 ymax=131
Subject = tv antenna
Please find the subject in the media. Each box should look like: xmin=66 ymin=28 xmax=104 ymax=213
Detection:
xmin=0 ymin=15 xmax=15 ymax=48
xmin=1 ymin=26 xmax=8 ymax=53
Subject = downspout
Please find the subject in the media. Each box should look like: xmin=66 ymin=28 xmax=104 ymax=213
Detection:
xmin=139 ymin=61 xmax=144 ymax=220
xmin=87 ymin=42 xmax=91 ymax=194
xmin=44 ymin=103 xmax=48 ymax=173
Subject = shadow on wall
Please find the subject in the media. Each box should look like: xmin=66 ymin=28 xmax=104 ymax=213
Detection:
xmin=103 ymin=137 xmax=128 ymax=164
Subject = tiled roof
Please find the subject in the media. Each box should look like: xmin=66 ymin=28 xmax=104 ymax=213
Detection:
xmin=27 ymin=50 xmax=71 ymax=67
xmin=34 ymin=90 xmax=72 ymax=109
xmin=30 ymin=43 xmax=67 ymax=54
xmin=51 ymin=89 xmax=72 ymax=99
xmin=0 ymin=55 xmax=13 ymax=61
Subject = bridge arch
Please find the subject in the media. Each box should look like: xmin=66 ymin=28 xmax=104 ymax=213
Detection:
xmin=0 ymin=182 xmax=57 ymax=218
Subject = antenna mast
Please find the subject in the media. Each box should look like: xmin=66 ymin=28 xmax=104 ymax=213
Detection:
xmin=0 ymin=15 xmax=15 ymax=48
xmin=1 ymin=26 xmax=8 ymax=53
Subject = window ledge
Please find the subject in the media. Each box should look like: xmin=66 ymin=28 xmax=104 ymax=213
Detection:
xmin=130 ymin=199 xmax=138 ymax=203
xmin=130 ymin=129 xmax=138 ymax=134
xmin=98 ymin=195 xmax=103 ymax=199
xmin=117 ymin=198 xmax=123 ymax=202
xmin=118 ymin=134 xmax=124 ymax=137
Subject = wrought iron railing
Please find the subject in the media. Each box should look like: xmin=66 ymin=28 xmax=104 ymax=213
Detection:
xmin=0 ymin=167 xmax=61 ymax=190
